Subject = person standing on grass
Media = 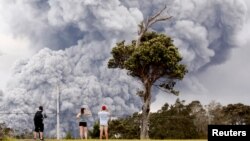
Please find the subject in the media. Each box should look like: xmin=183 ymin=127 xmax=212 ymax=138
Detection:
xmin=33 ymin=106 xmax=47 ymax=141
xmin=76 ymin=107 xmax=91 ymax=139
xmin=98 ymin=105 xmax=110 ymax=140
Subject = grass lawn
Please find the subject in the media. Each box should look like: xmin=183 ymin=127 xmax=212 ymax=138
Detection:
xmin=7 ymin=139 xmax=208 ymax=141
xmin=39 ymin=140 xmax=207 ymax=141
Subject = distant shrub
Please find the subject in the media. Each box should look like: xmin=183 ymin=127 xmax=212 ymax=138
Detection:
xmin=65 ymin=131 xmax=73 ymax=139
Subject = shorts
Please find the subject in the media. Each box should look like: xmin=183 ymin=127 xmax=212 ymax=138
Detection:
xmin=79 ymin=122 xmax=87 ymax=127
xmin=100 ymin=124 xmax=108 ymax=127
xmin=34 ymin=123 xmax=44 ymax=132
xmin=99 ymin=125 xmax=108 ymax=130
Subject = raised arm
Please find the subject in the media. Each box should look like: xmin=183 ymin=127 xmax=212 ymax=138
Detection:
xmin=84 ymin=109 xmax=92 ymax=116
xmin=76 ymin=113 xmax=81 ymax=118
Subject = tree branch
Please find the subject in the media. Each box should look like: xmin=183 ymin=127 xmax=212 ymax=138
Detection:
xmin=136 ymin=5 xmax=172 ymax=48
xmin=147 ymin=5 xmax=167 ymax=25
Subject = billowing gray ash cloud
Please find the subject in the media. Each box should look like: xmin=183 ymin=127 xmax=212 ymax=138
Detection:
xmin=121 ymin=0 xmax=247 ymax=72
xmin=0 ymin=0 xmax=247 ymax=137
xmin=1 ymin=0 xmax=142 ymax=50
xmin=120 ymin=0 xmax=247 ymax=94
xmin=0 ymin=0 xmax=143 ymax=137
xmin=0 ymin=89 xmax=3 ymax=101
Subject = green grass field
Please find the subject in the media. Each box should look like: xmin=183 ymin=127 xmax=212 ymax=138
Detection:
xmin=38 ymin=140 xmax=207 ymax=141
xmin=3 ymin=139 xmax=207 ymax=141
xmin=41 ymin=140 xmax=207 ymax=141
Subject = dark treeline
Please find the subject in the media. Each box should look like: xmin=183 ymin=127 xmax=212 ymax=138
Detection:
xmin=105 ymin=99 xmax=250 ymax=139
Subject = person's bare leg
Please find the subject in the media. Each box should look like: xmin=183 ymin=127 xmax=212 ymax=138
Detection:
xmin=33 ymin=131 xmax=37 ymax=140
xmin=83 ymin=127 xmax=88 ymax=139
xmin=104 ymin=126 xmax=108 ymax=140
xmin=79 ymin=126 xmax=84 ymax=139
xmin=39 ymin=132 xmax=43 ymax=140
xmin=99 ymin=126 xmax=103 ymax=140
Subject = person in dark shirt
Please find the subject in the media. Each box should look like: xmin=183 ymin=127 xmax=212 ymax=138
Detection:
xmin=33 ymin=106 xmax=47 ymax=141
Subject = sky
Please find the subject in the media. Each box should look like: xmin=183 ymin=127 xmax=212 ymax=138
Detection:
xmin=0 ymin=0 xmax=250 ymax=136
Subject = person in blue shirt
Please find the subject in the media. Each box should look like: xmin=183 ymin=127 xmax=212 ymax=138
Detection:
xmin=98 ymin=105 xmax=110 ymax=140
xmin=76 ymin=107 xmax=91 ymax=139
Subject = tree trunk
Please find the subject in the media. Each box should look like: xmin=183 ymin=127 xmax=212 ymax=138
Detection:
xmin=136 ymin=33 xmax=143 ymax=48
xmin=140 ymin=80 xmax=152 ymax=139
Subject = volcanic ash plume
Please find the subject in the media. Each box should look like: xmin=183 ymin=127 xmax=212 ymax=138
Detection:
xmin=0 ymin=89 xmax=3 ymax=102
xmin=121 ymin=0 xmax=247 ymax=73
xmin=2 ymin=46 xmax=142 ymax=137
xmin=0 ymin=0 xmax=247 ymax=137
xmin=0 ymin=0 xmax=143 ymax=137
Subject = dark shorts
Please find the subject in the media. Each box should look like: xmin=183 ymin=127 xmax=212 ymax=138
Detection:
xmin=79 ymin=122 xmax=87 ymax=127
xmin=34 ymin=123 xmax=44 ymax=132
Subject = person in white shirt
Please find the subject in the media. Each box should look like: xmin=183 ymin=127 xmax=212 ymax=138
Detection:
xmin=98 ymin=105 xmax=110 ymax=140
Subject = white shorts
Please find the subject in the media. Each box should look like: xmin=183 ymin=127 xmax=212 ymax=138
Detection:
xmin=100 ymin=124 xmax=108 ymax=128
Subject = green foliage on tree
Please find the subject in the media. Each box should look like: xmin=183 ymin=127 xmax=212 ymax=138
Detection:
xmin=149 ymin=99 xmax=199 ymax=139
xmin=109 ymin=113 xmax=140 ymax=139
xmin=223 ymin=103 xmax=250 ymax=125
xmin=64 ymin=131 xmax=73 ymax=139
xmin=109 ymin=32 xmax=187 ymax=93
xmin=89 ymin=121 xmax=100 ymax=139
xmin=187 ymin=101 xmax=208 ymax=138
xmin=97 ymin=100 xmax=250 ymax=139
xmin=206 ymin=101 xmax=225 ymax=124
xmin=107 ymin=4 xmax=187 ymax=138
xmin=0 ymin=123 xmax=14 ymax=139
xmin=108 ymin=31 xmax=187 ymax=139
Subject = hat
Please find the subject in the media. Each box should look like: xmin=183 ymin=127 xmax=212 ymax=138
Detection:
xmin=102 ymin=105 xmax=106 ymax=110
